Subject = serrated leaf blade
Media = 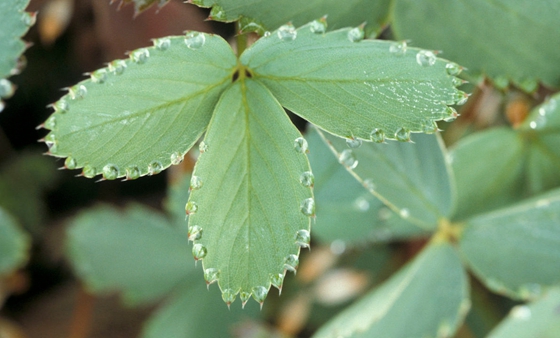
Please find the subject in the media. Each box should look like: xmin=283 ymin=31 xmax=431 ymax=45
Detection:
xmin=392 ymin=0 xmax=560 ymax=89
xmin=187 ymin=79 xmax=313 ymax=305
xmin=242 ymin=22 xmax=465 ymax=141
xmin=0 ymin=0 xmax=31 ymax=79
xmin=459 ymin=188 xmax=560 ymax=300
xmin=313 ymin=242 xmax=469 ymax=338
xmin=44 ymin=33 xmax=236 ymax=180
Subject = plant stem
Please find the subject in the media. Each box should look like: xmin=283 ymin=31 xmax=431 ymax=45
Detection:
xmin=236 ymin=22 xmax=248 ymax=58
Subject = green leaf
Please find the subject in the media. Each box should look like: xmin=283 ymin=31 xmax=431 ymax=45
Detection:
xmin=119 ymin=0 xmax=171 ymax=15
xmin=306 ymin=128 xmax=429 ymax=244
xmin=0 ymin=207 xmax=28 ymax=275
xmin=392 ymin=0 xmax=560 ymax=89
xmin=187 ymin=79 xmax=313 ymax=306
xmin=316 ymin=128 xmax=453 ymax=229
xmin=66 ymin=205 xmax=193 ymax=305
xmin=191 ymin=0 xmax=391 ymax=36
xmin=142 ymin=281 xmax=261 ymax=338
xmin=165 ymin=172 xmax=192 ymax=232
xmin=459 ymin=188 xmax=560 ymax=301
xmin=488 ymin=287 xmax=560 ymax=338
xmin=450 ymin=94 xmax=560 ymax=220
xmin=313 ymin=241 xmax=470 ymax=338
xmin=241 ymin=22 xmax=466 ymax=142
xmin=0 ymin=0 xmax=33 ymax=111
xmin=43 ymin=33 xmax=236 ymax=180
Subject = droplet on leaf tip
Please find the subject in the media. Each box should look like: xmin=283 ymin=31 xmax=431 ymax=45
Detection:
xmin=102 ymin=164 xmax=119 ymax=180
xmin=370 ymin=129 xmax=385 ymax=143
xmin=184 ymin=31 xmax=206 ymax=50
xmin=222 ymin=288 xmax=237 ymax=306
xmin=190 ymin=175 xmax=203 ymax=190
xmin=346 ymin=137 xmax=362 ymax=148
xmin=395 ymin=127 xmax=411 ymax=142
xmin=64 ymin=157 xmax=77 ymax=170
xmin=389 ymin=41 xmax=407 ymax=56
xmin=347 ymin=26 xmax=364 ymax=42
xmin=445 ymin=62 xmax=462 ymax=76
xmin=293 ymin=137 xmax=308 ymax=153
xmin=154 ymin=37 xmax=171 ymax=51
xmin=185 ymin=201 xmax=198 ymax=215
xmin=252 ymin=286 xmax=268 ymax=305
xmin=204 ymin=268 xmax=219 ymax=285
xmin=188 ymin=225 xmax=202 ymax=241
xmin=295 ymin=229 xmax=311 ymax=248
xmin=170 ymin=152 xmax=183 ymax=165
xmin=309 ymin=19 xmax=327 ymax=34
xmin=82 ymin=165 xmax=96 ymax=178
xmin=277 ymin=24 xmax=297 ymax=41
xmin=300 ymin=198 xmax=315 ymax=216
xmin=148 ymin=161 xmax=163 ymax=175
xmin=192 ymin=243 xmax=207 ymax=259
xmin=283 ymin=254 xmax=299 ymax=273
xmin=416 ymin=50 xmax=436 ymax=67
xmin=299 ymin=171 xmax=314 ymax=187
xmin=125 ymin=166 xmax=140 ymax=180
xmin=130 ymin=48 xmax=150 ymax=64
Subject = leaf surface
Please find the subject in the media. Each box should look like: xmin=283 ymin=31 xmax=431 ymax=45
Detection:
xmin=450 ymin=94 xmax=560 ymax=220
xmin=43 ymin=33 xmax=236 ymax=180
xmin=316 ymin=128 xmax=453 ymax=229
xmin=66 ymin=205 xmax=192 ymax=304
xmin=191 ymin=0 xmax=391 ymax=36
xmin=242 ymin=22 xmax=466 ymax=141
xmin=306 ymin=128 xmax=428 ymax=244
xmin=488 ymin=287 xmax=560 ymax=338
xmin=0 ymin=207 xmax=28 ymax=274
xmin=392 ymin=0 xmax=560 ymax=89
xmin=313 ymin=242 xmax=469 ymax=338
xmin=0 ymin=0 xmax=32 ymax=110
xmin=187 ymin=79 xmax=313 ymax=306
xmin=459 ymin=188 xmax=560 ymax=300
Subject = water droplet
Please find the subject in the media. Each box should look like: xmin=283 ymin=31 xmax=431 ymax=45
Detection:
xmin=64 ymin=157 xmax=77 ymax=170
xmin=295 ymin=229 xmax=311 ymax=248
xmin=354 ymin=196 xmax=370 ymax=211
xmin=454 ymin=91 xmax=469 ymax=105
xmin=22 ymin=12 xmax=36 ymax=26
xmin=252 ymin=286 xmax=268 ymax=304
xmin=126 ymin=166 xmax=140 ymax=180
xmin=91 ymin=69 xmax=108 ymax=83
xmin=346 ymin=137 xmax=362 ymax=148
xmin=130 ymin=48 xmax=150 ymax=64
xmin=55 ymin=99 xmax=69 ymax=113
xmin=199 ymin=141 xmax=208 ymax=153
xmin=293 ymin=137 xmax=308 ymax=153
xmin=0 ymin=79 xmax=15 ymax=99
xmin=190 ymin=175 xmax=203 ymax=190
xmin=445 ymin=62 xmax=462 ymax=76
xmin=416 ymin=50 xmax=436 ymax=67
xmin=309 ymin=18 xmax=327 ymax=34
xmin=170 ymin=152 xmax=183 ymax=165
xmin=511 ymin=305 xmax=531 ymax=320
xmin=148 ymin=161 xmax=163 ymax=175
xmin=154 ymin=37 xmax=171 ymax=51
xmin=529 ymin=121 xmax=538 ymax=129
xmin=108 ymin=60 xmax=127 ymax=75
xmin=277 ymin=24 xmax=297 ymax=41
xmin=82 ymin=165 xmax=96 ymax=178
xmin=185 ymin=31 xmax=206 ymax=50
xmin=339 ymin=149 xmax=358 ymax=169
xmin=370 ymin=129 xmax=385 ymax=143
xmin=44 ymin=115 xmax=56 ymax=130
xmin=188 ymin=225 xmax=203 ymax=241
xmin=204 ymin=268 xmax=219 ymax=285
xmin=283 ymin=254 xmax=299 ymax=273
xmin=102 ymin=164 xmax=119 ymax=180
xmin=239 ymin=291 xmax=251 ymax=306
xmin=209 ymin=5 xmax=226 ymax=20
xmin=71 ymin=85 xmax=87 ymax=99
xmin=45 ymin=133 xmax=58 ymax=152
xmin=192 ymin=243 xmax=207 ymax=260
xmin=300 ymin=198 xmax=315 ymax=216
xmin=389 ymin=41 xmax=407 ymax=56
xmin=400 ymin=208 xmax=410 ymax=218
xmin=432 ymin=106 xmax=458 ymax=121
xmin=451 ymin=77 xmax=464 ymax=87
xmin=363 ymin=179 xmax=375 ymax=192
xmin=185 ymin=201 xmax=198 ymax=215
xmin=299 ymin=171 xmax=314 ymax=187
xmin=395 ymin=127 xmax=411 ymax=142
xmin=347 ymin=26 xmax=364 ymax=42
xmin=421 ymin=119 xmax=438 ymax=133
xmin=222 ymin=288 xmax=236 ymax=305
xmin=263 ymin=31 xmax=271 ymax=37
xmin=270 ymin=273 xmax=284 ymax=290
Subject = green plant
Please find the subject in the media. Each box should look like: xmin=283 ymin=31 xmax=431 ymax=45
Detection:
xmin=2 ymin=0 xmax=560 ymax=337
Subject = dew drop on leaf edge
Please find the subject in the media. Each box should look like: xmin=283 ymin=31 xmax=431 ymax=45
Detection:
xmin=204 ymin=268 xmax=219 ymax=284
xmin=284 ymin=254 xmax=299 ymax=273
xmin=102 ymin=164 xmax=119 ymax=180
xmin=188 ymin=225 xmax=202 ymax=241
xmin=416 ymin=50 xmax=436 ymax=67
xmin=347 ymin=26 xmax=364 ymax=42
xmin=190 ymin=175 xmax=203 ymax=190
xmin=148 ymin=161 xmax=163 ymax=175
xmin=192 ymin=243 xmax=207 ymax=259
xmin=185 ymin=201 xmax=198 ymax=215
xmin=126 ymin=166 xmax=140 ymax=180
xmin=185 ymin=31 xmax=206 ymax=50
xmin=299 ymin=171 xmax=314 ymax=187
xmin=300 ymin=198 xmax=315 ymax=216
xmin=293 ymin=137 xmax=308 ymax=153
xmin=64 ymin=157 xmax=77 ymax=170
xmin=389 ymin=41 xmax=407 ymax=56
xmin=295 ymin=229 xmax=311 ymax=248
xmin=339 ymin=149 xmax=358 ymax=169
xmin=252 ymin=286 xmax=268 ymax=303
xmin=222 ymin=288 xmax=236 ymax=305
xmin=277 ymin=24 xmax=297 ymax=41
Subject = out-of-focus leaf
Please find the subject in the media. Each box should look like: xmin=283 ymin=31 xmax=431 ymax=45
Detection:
xmin=241 ymin=22 xmax=467 ymax=142
xmin=0 ymin=207 xmax=28 ymax=275
xmin=450 ymin=94 xmax=560 ymax=220
xmin=306 ymin=128 xmax=429 ymax=245
xmin=42 ymin=33 xmax=236 ymax=180
xmin=66 ymin=205 xmax=192 ymax=305
xmin=313 ymin=241 xmax=470 ymax=338
xmin=0 ymin=153 xmax=58 ymax=234
xmin=488 ymin=287 xmax=560 ymax=338
xmin=316 ymin=129 xmax=453 ymax=230
xmin=190 ymin=0 xmax=391 ymax=36
xmin=142 ymin=281 xmax=261 ymax=338
xmin=459 ymin=188 xmax=560 ymax=301
xmin=392 ymin=0 xmax=560 ymax=89
xmin=0 ymin=0 xmax=33 ymax=111
xmin=187 ymin=79 xmax=313 ymax=306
